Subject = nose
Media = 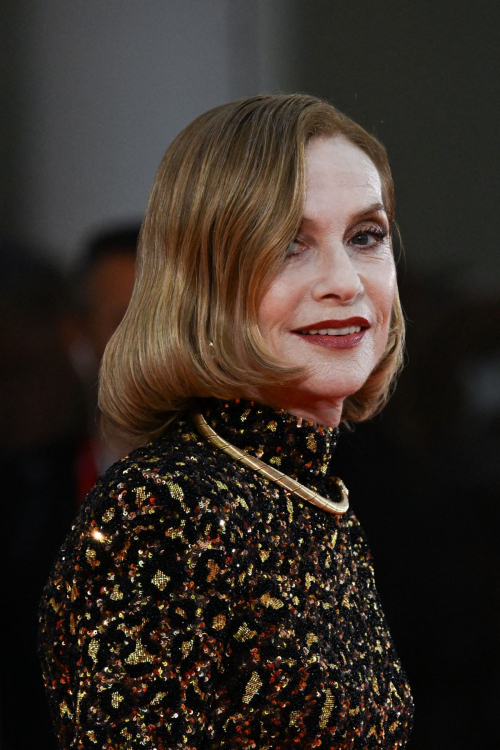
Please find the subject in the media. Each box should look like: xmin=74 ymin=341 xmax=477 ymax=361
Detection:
xmin=311 ymin=241 xmax=364 ymax=305
xmin=312 ymin=241 xmax=365 ymax=305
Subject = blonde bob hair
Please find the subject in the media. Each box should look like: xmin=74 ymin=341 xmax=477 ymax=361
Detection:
xmin=100 ymin=94 xmax=405 ymax=445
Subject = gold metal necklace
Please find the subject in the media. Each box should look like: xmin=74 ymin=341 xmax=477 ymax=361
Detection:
xmin=192 ymin=410 xmax=349 ymax=515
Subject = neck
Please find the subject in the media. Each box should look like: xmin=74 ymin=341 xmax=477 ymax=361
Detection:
xmin=199 ymin=397 xmax=339 ymax=486
xmin=248 ymin=388 xmax=344 ymax=428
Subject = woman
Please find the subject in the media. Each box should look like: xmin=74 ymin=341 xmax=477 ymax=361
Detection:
xmin=39 ymin=94 xmax=413 ymax=749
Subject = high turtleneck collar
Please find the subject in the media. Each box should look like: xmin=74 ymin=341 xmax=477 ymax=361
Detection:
xmin=201 ymin=398 xmax=338 ymax=487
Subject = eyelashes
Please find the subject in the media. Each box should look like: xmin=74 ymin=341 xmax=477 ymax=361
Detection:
xmin=285 ymin=224 xmax=389 ymax=259
xmin=350 ymin=225 xmax=388 ymax=248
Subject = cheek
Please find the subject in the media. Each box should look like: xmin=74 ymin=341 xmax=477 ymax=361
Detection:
xmin=369 ymin=259 xmax=397 ymax=327
xmin=258 ymin=273 xmax=301 ymax=335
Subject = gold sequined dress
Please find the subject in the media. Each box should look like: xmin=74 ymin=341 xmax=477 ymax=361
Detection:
xmin=39 ymin=399 xmax=414 ymax=748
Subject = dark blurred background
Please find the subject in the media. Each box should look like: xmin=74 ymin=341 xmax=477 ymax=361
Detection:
xmin=1 ymin=1 xmax=499 ymax=748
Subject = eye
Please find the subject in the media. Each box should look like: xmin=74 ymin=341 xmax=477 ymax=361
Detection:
xmin=350 ymin=226 xmax=387 ymax=248
xmin=285 ymin=238 xmax=307 ymax=259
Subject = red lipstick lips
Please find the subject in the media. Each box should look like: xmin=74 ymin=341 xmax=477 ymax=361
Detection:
xmin=292 ymin=317 xmax=370 ymax=349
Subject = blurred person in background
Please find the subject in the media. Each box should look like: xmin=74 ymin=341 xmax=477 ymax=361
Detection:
xmin=0 ymin=241 xmax=86 ymax=749
xmin=66 ymin=225 xmax=140 ymax=501
xmin=0 ymin=227 xmax=138 ymax=750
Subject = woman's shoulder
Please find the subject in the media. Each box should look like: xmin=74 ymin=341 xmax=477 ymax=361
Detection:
xmin=42 ymin=420 xmax=254 ymax=609
xmin=80 ymin=419 xmax=253 ymax=535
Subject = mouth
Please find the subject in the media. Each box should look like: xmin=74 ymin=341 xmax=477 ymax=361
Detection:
xmin=291 ymin=317 xmax=370 ymax=349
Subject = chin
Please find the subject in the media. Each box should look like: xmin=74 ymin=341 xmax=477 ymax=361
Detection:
xmin=301 ymin=382 xmax=365 ymax=403
xmin=298 ymin=365 xmax=374 ymax=400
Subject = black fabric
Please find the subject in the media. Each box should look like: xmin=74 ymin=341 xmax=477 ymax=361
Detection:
xmin=39 ymin=399 xmax=413 ymax=748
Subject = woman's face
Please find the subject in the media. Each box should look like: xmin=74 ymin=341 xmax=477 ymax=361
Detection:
xmin=257 ymin=136 xmax=396 ymax=424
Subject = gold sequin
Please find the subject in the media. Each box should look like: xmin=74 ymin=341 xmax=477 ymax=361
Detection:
xmin=110 ymin=584 xmax=123 ymax=601
xmin=236 ymin=495 xmax=249 ymax=510
xmin=111 ymin=692 xmax=124 ymax=709
xmin=242 ymin=671 xmax=262 ymax=704
xmin=38 ymin=398 xmax=413 ymax=747
xmin=85 ymin=548 xmax=100 ymax=567
xmin=307 ymin=433 xmax=317 ymax=451
xmin=306 ymin=632 xmax=318 ymax=647
xmin=151 ymin=570 xmax=170 ymax=591
xmin=60 ymin=700 xmax=73 ymax=718
xmin=125 ymin=639 xmax=153 ymax=665
xmin=212 ymin=614 xmax=226 ymax=630
xmin=102 ymin=507 xmax=115 ymax=523
xmin=151 ymin=691 xmax=167 ymax=705
xmin=165 ymin=519 xmax=187 ymax=541
xmin=135 ymin=486 xmax=149 ymax=507
xmin=260 ymin=592 xmax=284 ymax=609
xmin=207 ymin=559 xmax=220 ymax=582
xmin=389 ymin=681 xmax=402 ymax=702
xmin=234 ymin=623 xmax=258 ymax=642
xmin=166 ymin=481 xmax=189 ymax=513
xmin=319 ymin=688 xmax=335 ymax=729
xmin=88 ymin=638 xmax=99 ymax=664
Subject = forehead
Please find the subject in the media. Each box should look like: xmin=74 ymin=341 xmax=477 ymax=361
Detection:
xmin=304 ymin=137 xmax=383 ymax=218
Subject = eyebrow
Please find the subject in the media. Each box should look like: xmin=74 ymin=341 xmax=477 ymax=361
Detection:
xmin=301 ymin=201 xmax=387 ymax=225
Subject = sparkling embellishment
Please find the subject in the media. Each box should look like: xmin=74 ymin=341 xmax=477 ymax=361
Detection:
xmin=319 ymin=688 xmax=335 ymax=729
xmin=307 ymin=432 xmax=317 ymax=451
xmin=207 ymin=559 xmax=220 ymax=582
xmin=166 ymin=481 xmax=190 ymax=513
xmin=88 ymin=638 xmax=99 ymax=664
xmin=151 ymin=692 xmax=167 ymax=705
xmin=151 ymin=570 xmax=170 ymax=591
xmin=233 ymin=623 xmax=258 ymax=642
xmin=125 ymin=639 xmax=153 ymax=665
xmin=38 ymin=398 xmax=413 ymax=748
xmin=212 ymin=614 xmax=226 ymax=631
xmin=306 ymin=632 xmax=318 ymax=647
xmin=193 ymin=410 xmax=349 ymax=515
xmin=110 ymin=584 xmax=123 ymax=600
xmin=111 ymin=692 xmax=124 ymax=709
xmin=102 ymin=507 xmax=115 ymax=523
xmin=260 ymin=592 xmax=284 ymax=610
xmin=85 ymin=548 xmax=99 ymax=567
xmin=242 ymin=671 xmax=262 ymax=703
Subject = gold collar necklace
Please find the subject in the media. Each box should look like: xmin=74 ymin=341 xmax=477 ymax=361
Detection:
xmin=192 ymin=410 xmax=349 ymax=515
